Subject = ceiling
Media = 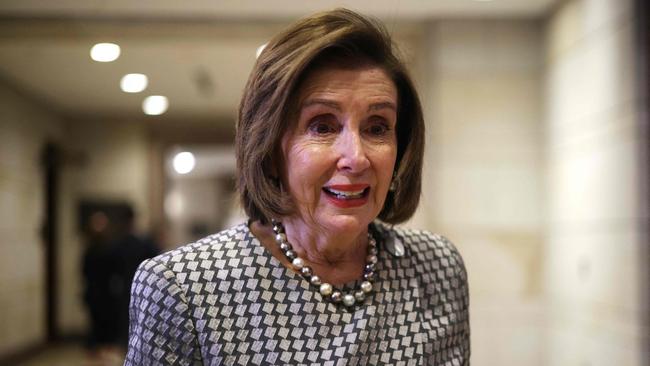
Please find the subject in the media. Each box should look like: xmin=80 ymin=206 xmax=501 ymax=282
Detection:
xmin=0 ymin=0 xmax=557 ymax=19
xmin=0 ymin=0 xmax=558 ymax=121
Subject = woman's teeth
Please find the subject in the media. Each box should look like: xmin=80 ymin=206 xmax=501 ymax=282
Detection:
xmin=324 ymin=187 xmax=366 ymax=199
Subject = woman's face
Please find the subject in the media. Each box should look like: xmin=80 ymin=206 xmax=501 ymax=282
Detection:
xmin=280 ymin=65 xmax=398 ymax=236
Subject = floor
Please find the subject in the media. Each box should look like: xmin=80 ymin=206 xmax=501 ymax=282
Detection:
xmin=13 ymin=343 xmax=125 ymax=366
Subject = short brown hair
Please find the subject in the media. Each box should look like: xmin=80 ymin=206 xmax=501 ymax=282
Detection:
xmin=236 ymin=8 xmax=424 ymax=224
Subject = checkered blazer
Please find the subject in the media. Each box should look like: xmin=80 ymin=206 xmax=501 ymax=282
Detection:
xmin=124 ymin=222 xmax=470 ymax=365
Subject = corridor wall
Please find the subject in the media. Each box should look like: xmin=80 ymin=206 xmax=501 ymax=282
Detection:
xmin=0 ymin=82 xmax=63 ymax=355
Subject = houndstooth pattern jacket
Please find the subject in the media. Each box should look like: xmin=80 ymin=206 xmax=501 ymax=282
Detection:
xmin=124 ymin=222 xmax=470 ymax=365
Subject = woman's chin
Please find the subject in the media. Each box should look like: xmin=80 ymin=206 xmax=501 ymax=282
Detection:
xmin=319 ymin=213 xmax=372 ymax=235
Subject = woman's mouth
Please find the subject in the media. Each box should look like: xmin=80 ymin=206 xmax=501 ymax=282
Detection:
xmin=323 ymin=187 xmax=367 ymax=199
xmin=322 ymin=184 xmax=370 ymax=207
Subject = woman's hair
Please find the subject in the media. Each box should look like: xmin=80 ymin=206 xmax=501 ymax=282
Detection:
xmin=236 ymin=8 xmax=425 ymax=224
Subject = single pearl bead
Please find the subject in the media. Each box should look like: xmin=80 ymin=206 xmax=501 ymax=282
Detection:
xmin=285 ymin=250 xmax=297 ymax=260
xmin=310 ymin=275 xmax=321 ymax=286
xmin=343 ymin=294 xmax=355 ymax=307
xmin=301 ymin=266 xmax=313 ymax=277
xmin=361 ymin=281 xmax=373 ymax=293
xmin=292 ymin=257 xmax=304 ymax=269
xmin=275 ymin=233 xmax=287 ymax=242
xmin=367 ymin=254 xmax=378 ymax=264
xmin=331 ymin=291 xmax=342 ymax=303
xmin=354 ymin=290 xmax=365 ymax=302
xmin=280 ymin=242 xmax=290 ymax=251
xmin=319 ymin=283 xmax=333 ymax=296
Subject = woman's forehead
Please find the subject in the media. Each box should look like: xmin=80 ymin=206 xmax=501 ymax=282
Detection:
xmin=296 ymin=66 xmax=398 ymax=105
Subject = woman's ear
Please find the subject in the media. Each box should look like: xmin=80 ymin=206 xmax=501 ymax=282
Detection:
xmin=268 ymin=162 xmax=278 ymax=179
xmin=262 ymin=153 xmax=279 ymax=179
xmin=268 ymin=146 xmax=287 ymax=181
xmin=264 ymin=155 xmax=282 ymax=191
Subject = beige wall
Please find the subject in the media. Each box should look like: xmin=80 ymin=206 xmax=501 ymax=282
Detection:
xmin=407 ymin=2 xmax=648 ymax=364
xmin=543 ymin=0 xmax=648 ymax=364
xmin=0 ymin=83 xmax=62 ymax=354
xmin=166 ymin=176 xmax=223 ymax=246
xmin=408 ymin=20 xmax=546 ymax=365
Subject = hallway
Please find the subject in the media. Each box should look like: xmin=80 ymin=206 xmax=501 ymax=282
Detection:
xmin=0 ymin=0 xmax=647 ymax=365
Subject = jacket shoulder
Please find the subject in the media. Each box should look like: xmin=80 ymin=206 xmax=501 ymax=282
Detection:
xmin=143 ymin=223 xmax=251 ymax=265
xmin=372 ymin=221 xmax=466 ymax=272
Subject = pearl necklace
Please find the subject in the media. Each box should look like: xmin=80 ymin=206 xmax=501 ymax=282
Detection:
xmin=271 ymin=220 xmax=378 ymax=307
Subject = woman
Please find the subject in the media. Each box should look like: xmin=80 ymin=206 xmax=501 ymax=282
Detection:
xmin=125 ymin=9 xmax=469 ymax=366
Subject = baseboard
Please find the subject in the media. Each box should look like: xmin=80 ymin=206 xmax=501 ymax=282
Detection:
xmin=0 ymin=341 xmax=48 ymax=366
xmin=0 ymin=332 xmax=86 ymax=366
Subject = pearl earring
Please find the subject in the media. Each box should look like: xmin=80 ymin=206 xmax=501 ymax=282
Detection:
xmin=389 ymin=172 xmax=398 ymax=192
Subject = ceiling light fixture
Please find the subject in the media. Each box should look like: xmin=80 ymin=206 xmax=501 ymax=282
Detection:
xmin=142 ymin=95 xmax=169 ymax=115
xmin=173 ymin=152 xmax=196 ymax=174
xmin=120 ymin=73 xmax=148 ymax=93
xmin=90 ymin=43 xmax=121 ymax=62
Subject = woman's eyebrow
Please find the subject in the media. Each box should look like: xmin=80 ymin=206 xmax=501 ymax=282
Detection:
xmin=301 ymin=99 xmax=396 ymax=113
xmin=368 ymin=101 xmax=396 ymax=112
xmin=301 ymin=98 xmax=341 ymax=111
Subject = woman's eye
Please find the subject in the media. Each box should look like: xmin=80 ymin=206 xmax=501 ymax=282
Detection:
xmin=308 ymin=116 xmax=337 ymax=135
xmin=315 ymin=123 xmax=333 ymax=134
xmin=367 ymin=122 xmax=389 ymax=136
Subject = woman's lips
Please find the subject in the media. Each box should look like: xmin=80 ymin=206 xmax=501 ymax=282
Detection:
xmin=322 ymin=184 xmax=370 ymax=207
xmin=327 ymin=184 xmax=369 ymax=191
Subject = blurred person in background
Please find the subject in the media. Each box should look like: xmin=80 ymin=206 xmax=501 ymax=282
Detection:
xmin=125 ymin=9 xmax=470 ymax=365
xmin=82 ymin=205 xmax=160 ymax=364
xmin=110 ymin=206 xmax=160 ymax=348
xmin=81 ymin=210 xmax=119 ymax=357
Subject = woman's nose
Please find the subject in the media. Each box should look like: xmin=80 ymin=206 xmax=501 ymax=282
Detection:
xmin=336 ymin=129 xmax=370 ymax=173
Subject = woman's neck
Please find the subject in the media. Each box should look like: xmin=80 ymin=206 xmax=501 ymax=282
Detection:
xmin=250 ymin=219 xmax=369 ymax=285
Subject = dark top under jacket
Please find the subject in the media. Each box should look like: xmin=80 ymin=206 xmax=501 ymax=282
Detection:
xmin=124 ymin=222 xmax=470 ymax=365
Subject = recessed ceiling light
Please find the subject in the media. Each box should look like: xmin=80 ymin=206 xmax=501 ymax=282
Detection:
xmin=256 ymin=43 xmax=267 ymax=59
xmin=90 ymin=43 xmax=121 ymax=62
xmin=173 ymin=152 xmax=196 ymax=174
xmin=120 ymin=73 xmax=148 ymax=93
xmin=142 ymin=95 xmax=169 ymax=115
